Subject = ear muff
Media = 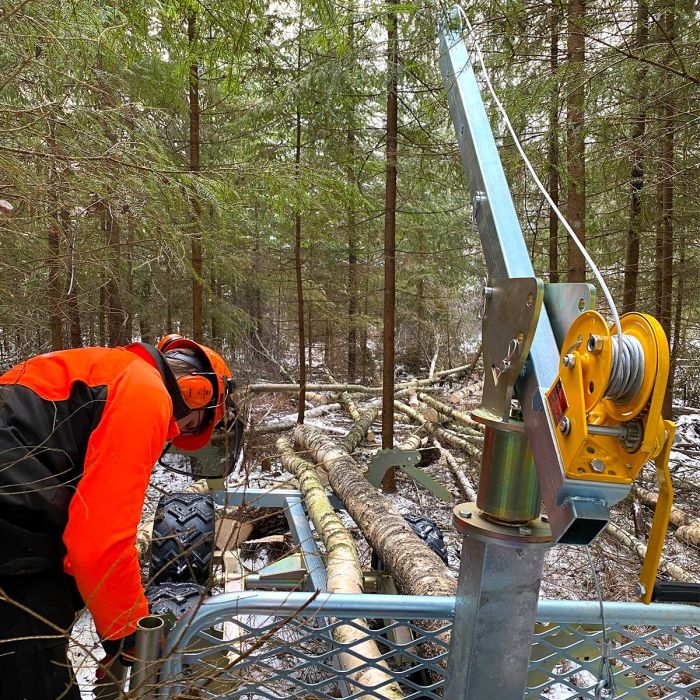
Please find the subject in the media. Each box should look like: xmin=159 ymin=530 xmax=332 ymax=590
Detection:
xmin=177 ymin=374 xmax=215 ymax=409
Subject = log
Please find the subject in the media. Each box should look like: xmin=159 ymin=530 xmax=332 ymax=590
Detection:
xmin=325 ymin=369 xmax=362 ymax=422
xmin=433 ymin=439 xmax=477 ymax=501
xmin=633 ymin=485 xmax=700 ymax=547
xmin=252 ymin=403 xmax=342 ymax=436
xmin=293 ymin=425 xmax=456 ymax=598
xmin=277 ymin=438 xmax=403 ymax=699
xmin=394 ymin=401 xmax=482 ymax=460
xmin=416 ymin=392 xmax=482 ymax=430
xmin=339 ymin=404 xmax=379 ymax=454
xmin=248 ymin=363 xmax=484 ymax=396
xmin=605 ymin=522 xmax=696 ymax=582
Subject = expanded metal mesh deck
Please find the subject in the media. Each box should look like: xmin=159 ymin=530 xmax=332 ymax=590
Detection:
xmin=157 ymin=592 xmax=700 ymax=699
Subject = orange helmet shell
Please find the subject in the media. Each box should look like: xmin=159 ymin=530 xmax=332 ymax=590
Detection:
xmin=157 ymin=335 xmax=233 ymax=451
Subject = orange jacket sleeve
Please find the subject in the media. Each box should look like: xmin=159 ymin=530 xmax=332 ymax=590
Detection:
xmin=63 ymin=364 xmax=173 ymax=640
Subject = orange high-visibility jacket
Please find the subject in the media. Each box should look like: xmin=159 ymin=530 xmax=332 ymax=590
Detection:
xmin=0 ymin=344 xmax=188 ymax=639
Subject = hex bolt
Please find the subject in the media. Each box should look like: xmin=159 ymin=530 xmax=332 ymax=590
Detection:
xmin=483 ymin=286 xmax=493 ymax=299
xmin=559 ymin=417 xmax=571 ymax=435
xmin=563 ymin=354 xmax=576 ymax=368
xmin=590 ymin=458 xmax=605 ymax=473
xmin=587 ymin=334 xmax=604 ymax=353
xmin=519 ymin=526 xmax=532 ymax=536
xmin=458 ymin=507 xmax=472 ymax=519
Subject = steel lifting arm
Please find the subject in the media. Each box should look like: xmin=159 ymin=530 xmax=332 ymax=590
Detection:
xmin=438 ymin=9 xmax=675 ymax=598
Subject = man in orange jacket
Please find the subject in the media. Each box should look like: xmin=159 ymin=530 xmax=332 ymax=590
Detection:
xmin=0 ymin=335 xmax=233 ymax=700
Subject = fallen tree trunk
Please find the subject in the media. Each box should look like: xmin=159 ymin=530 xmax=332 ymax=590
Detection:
xmin=605 ymin=522 xmax=696 ymax=582
xmin=252 ymin=403 xmax=343 ymax=435
xmin=293 ymin=425 xmax=456 ymax=598
xmin=249 ymin=363 xmax=483 ymax=396
xmin=633 ymin=485 xmax=700 ymax=546
xmin=277 ymin=438 xmax=403 ymax=699
xmin=416 ymin=393 xmax=482 ymax=430
xmin=339 ymin=404 xmax=379 ymax=454
xmin=433 ymin=439 xmax=477 ymax=501
xmin=394 ymin=400 xmax=482 ymax=460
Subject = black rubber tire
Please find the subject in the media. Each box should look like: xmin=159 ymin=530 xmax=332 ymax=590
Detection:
xmin=146 ymin=582 xmax=205 ymax=619
xmin=403 ymin=515 xmax=449 ymax=564
xmin=149 ymin=493 xmax=215 ymax=585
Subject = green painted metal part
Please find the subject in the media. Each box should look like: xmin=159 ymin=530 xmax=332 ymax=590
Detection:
xmin=366 ymin=448 xmax=454 ymax=501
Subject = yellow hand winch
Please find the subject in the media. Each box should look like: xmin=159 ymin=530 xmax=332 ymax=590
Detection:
xmin=545 ymin=310 xmax=675 ymax=603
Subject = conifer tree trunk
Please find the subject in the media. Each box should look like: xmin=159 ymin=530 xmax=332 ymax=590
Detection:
xmin=622 ymin=0 xmax=649 ymax=313
xmin=295 ymin=7 xmax=306 ymax=423
xmin=382 ymin=0 xmax=398 ymax=490
xmin=658 ymin=0 xmax=676 ymax=418
xmin=47 ymin=121 xmax=63 ymax=351
xmin=346 ymin=12 xmax=358 ymax=384
xmin=188 ymin=12 xmax=204 ymax=342
xmin=566 ymin=0 xmax=586 ymax=282
xmin=548 ymin=2 xmax=560 ymax=283
xmin=103 ymin=205 xmax=126 ymax=346
xmin=63 ymin=208 xmax=82 ymax=348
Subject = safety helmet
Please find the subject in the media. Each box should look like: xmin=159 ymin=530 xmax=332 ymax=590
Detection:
xmin=157 ymin=334 xmax=233 ymax=451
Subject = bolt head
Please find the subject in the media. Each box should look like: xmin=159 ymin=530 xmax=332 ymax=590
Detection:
xmin=587 ymin=334 xmax=604 ymax=353
xmin=563 ymin=353 xmax=576 ymax=368
xmin=519 ymin=526 xmax=532 ymax=536
xmin=590 ymin=458 xmax=605 ymax=473
xmin=559 ymin=417 xmax=571 ymax=435
xmin=483 ymin=286 xmax=493 ymax=299
xmin=458 ymin=507 xmax=472 ymax=519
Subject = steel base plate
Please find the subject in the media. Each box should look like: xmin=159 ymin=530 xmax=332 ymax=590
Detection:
xmin=453 ymin=502 xmax=552 ymax=546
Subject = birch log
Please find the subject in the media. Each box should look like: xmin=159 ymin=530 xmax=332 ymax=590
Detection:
xmin=293 ymin=425 xmax=456 ymax=598
xmin=605 ymin=522 xmax=696 ymax=582
xmin=277 ymin=438 xmax=403 ymax=699
xmin=633 ymin=485 xmax=700 ymax=546
xmin=339 ymin=404 xmax=379 ymax=454
xmin=416 ymin=393 xmax=482 ymax=430
xmin=394 ymin=401 xmax=482 ymax=460
xmin=249 ymin=363 xmax=482 ymax=396
xmin=433 ymin=439 xmax=478 ymax=501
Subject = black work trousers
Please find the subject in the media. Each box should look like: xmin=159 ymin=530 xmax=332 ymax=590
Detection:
xmin=0 ymin=571 xmax=84 ymax=700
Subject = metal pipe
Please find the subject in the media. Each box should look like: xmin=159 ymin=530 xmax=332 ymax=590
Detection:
xmin=130 ymin=615 xmax=165 ymax=699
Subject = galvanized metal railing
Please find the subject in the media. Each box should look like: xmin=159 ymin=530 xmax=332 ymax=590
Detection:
xmin=155 ymin=591 xmax=700 ymax=699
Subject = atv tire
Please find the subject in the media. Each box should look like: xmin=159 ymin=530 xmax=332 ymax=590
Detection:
xmin=149 ymin=493 xmax=215 ymax=585
xmin=146 ymin=582 xmax=205 ymax=619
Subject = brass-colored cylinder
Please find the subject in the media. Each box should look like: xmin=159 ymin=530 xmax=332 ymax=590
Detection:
xmin=477 ymin=426 xmax=540 ymax=524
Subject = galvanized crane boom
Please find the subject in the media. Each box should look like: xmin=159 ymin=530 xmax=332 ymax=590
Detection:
xmin=437 ymin=9 xmax=676 ymax=699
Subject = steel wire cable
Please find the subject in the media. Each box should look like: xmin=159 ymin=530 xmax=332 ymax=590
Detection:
xmin=607 ymin=334 xmax=645 ymax=404
xmin=448 ymin=5 xmax=624 ymax=340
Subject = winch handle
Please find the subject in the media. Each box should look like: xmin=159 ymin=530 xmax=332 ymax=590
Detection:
xmin=639 ymin=420 xmax=675 ymax=604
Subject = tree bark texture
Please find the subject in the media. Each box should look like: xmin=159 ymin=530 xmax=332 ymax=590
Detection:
xmin=416 ymin=393 xmax=482 ymax=430
xmin=188 ymin=12 xmax=204 ymax=342
xmin=566 ymin=0 xmax=586 ymax=282
xmin=548 ymin=2 xmax=560 ymax=283
xmin=293 ymin=425 xmax=456 ymax=598
xmin=382 ymin=0 xmax=398 ymax=472
xmin=278 ymin=437 xmax=403 ymax=699
xmin=46 ymin=119 xmax=63 ymax=351
xmin=622 ymin=0 xmax=649 ymax=313
xmin=605 ymin=521 xmax=694 ymax=582
xmin=634 ymin=485 xmax=700 ymax=546
xmin=394 ymin=401 xmax=482 ymax=460
xmin=295 ymin=8 xmax=306 ymax=423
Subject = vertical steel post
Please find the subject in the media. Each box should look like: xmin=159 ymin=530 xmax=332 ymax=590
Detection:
xmin=437 ymin=10 xmax=555 ymax=697
xmin=130 ymin=615 xmax=164 ymax=699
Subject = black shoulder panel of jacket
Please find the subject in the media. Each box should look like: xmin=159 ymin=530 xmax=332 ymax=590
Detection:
xmin=0 ymin=382 xmax=107 ymax=575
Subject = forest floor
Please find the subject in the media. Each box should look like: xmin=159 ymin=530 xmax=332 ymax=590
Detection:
xmin=68 ymin=366 xmax=700 ymax=698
